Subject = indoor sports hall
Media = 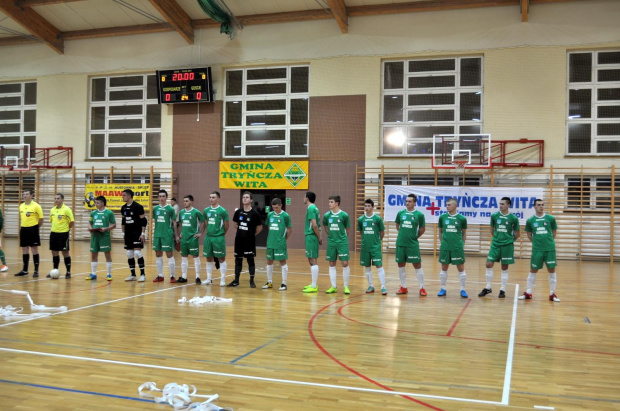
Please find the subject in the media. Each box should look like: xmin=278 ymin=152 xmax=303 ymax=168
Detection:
xmin=0 ymin=1 xmax=619 ymax=410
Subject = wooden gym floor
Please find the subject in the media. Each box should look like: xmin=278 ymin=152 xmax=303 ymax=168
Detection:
xmin=0 ymin=238 xmax=618 ymax=410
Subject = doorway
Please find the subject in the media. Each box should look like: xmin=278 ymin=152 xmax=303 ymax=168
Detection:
xmin=238 ymin=189 xmax=285 ymax=247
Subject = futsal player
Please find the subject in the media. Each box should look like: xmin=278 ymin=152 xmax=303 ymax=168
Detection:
xmin=14 ymin=189 xmax=44 ymax=278
xmin=302 ymin=192 xmax=322 ymax=293
xmin=229 ymin=191 xmax=262 ymax=288
xmin=86 ymin=196 xmax=116 ymax=281
xmin=48 ymin=193 xmax=74 ymax=279
xmin=152 ymin=189 xmax=177 ymax=283
xmin=202 ymin=191 xmax=229 ymax=286
xmin=322 ymin=195 xmax=351 ymax=294
xmin=121 ymin=189 xmax=147 ymax=282
xmin=394 ymin=193 xmax=427 ymax=296
xmin=436 ymin=198 xmax=468 ymax=298
xmin=177 ymin=194 xmax=204 ymax=283
xmin=263 ymin=198 xmax=292 ymax=291
xmin=358 ymin=199 xmax=386 ymax=295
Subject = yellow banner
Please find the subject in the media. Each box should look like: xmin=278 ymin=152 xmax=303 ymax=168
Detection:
xmin=84 ymin=184 xmax=152 ymax=211
xmin=219 ymin=161 xmax=309 ymax=190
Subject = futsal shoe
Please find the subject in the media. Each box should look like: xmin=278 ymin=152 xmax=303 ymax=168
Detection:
xmin=153 ymin=276 xmax=164 ymax=283
xmin=169 ymin=276 xmax=176 ymax=283
xmin=396 ymin=286 xmax=408 ymax=295
xmin=125 ymin=275 xmax=137 ymax=282
xmin=85 ymin=273 xmax=97 ymax=280
xmin=138 ymin=275 xmax=146 ymax=282
xmin=106 ymin=274 xmax=112 ymax=281
xmin=478 ymin=288 xmax=492 ymax=297
xmin=303 ymin=285 xmax=318 ymax=293
xmin=279 ymin=283 xmax=287 ymax=291
xmin=195 ymin=277 xmax=202 ymax=285
xmin=220 ymin=279 xmax=226 ymax=287
xmin=381 ymin=287 xmax=388 ymax=295
xmin=437 ymin=289 xmax=447 ymax=297
xmin=226 ymin=281 xmax=239 ymax=287
xmin=549 ymin=294 xmax=561 ymax=302
xmin=344 ymin=286 xmax=350 ymax=295
xmin=262 ymin=282 xmax=273 ymax=289
xmin=14 ymin=270 xmax=28 ymax=277
xmin=325 ymin=287 xmax=337 ymax=294
xmin=366 ymin=286 xmax=375 ymax=294
xmin=498 ymin=290 xmax=506 ymax=298
xmin=460 ymin=290 xmax=468 ymax=298
xmin=419 ymin=288 xmax=427 ymax=296
xmin=65 ymin=273 xmax=71 ymax=279
xmin=249 ymin=278 xmax=256 ymax=288
xmin=33 ymin=271 xmax=39 ymax=278
xmin=518 ymin=292 xmax=532 ymax=300
xmin=176 ymin=277 xmax=188 ymax=283
xmin=0 ymin=265 xmax=8 ymax=272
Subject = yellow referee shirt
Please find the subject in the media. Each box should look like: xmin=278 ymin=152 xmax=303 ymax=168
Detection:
xmin=19 ymin=201 xmax=44 ymax=227
xmin=49 ymin=204 xmax=74 ymax=233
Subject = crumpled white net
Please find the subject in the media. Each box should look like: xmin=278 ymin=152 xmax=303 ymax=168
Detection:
xmin=177 ymin=296 xmax=233 ymax=306
xmin=138 ymin=381 xmax=232 ymax=410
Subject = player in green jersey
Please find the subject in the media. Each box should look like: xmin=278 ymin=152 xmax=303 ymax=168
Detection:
xmin=86 ymin=196 xmax=116 ymax=281
xmin=152 ymin=189 xmax=177 ymax=283
xmin=394 ymin=193 xmax=427 ymax=296
xmin=202 ymin=191 xmax=229 ymax=286
xmin=437 ymin=198 xmax=468 ymax=298
xmin=263 ymin=198 xmax=292 ymax=291
xmin=302 ymin=192 xmax=322 ymax=293
xmin=0 ymin=206 xmax=6 ymax=272
xmin=176 ymin=194 xmax=204 ymax=283
xmin=479 ymin=197 xmax=521 ymax=298
xmin=358 ymin=199 xmax=386 ymax=295
xmin=519 ymin=199 xmax=560 ymax=302
xmin=322 ymin=195 xmax=351 ymax=294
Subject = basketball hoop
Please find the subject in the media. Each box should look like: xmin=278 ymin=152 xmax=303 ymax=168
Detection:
xmin=453 ymin=160 xmax=468 ymax=170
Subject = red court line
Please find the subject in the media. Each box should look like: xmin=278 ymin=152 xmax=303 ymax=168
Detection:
xmin=336 ymin=299 xmax=620 ymax=357
xmin=446 ymin=298 xmax=471 ymax=336
xmin=308 ymin=295 xmax=445 ymax=411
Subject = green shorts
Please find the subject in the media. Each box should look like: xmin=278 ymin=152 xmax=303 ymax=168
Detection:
xmin=487 ymin=243 xmax=515 ymax=264
xmin=153 ymin=236 xmax=174 ymax=252
xmin=266 ymin=247 xmax=288 ymax=261
xmin=181 ymin=237 xmax=200 ymax=256
xmin=395 ymin=244 xmax=421 ymax=264
xmin=326 ymin=243 xmax=350 ymax=261
xmin=439 ymin=249 xmax=465 ymax=265
xmin=360 ymin=248 xmax=382 ymax=267
xmin=90 ymin=234 xmax=111 ymax=253
xmin=203 ymin=235 xmax=227 ymax=258
xmin=530 ymin=250 xmax=557 ymax=270
xmin=305 ymin=235 xmax=319 ymax=259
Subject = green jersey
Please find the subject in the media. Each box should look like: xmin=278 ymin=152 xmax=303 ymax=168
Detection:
xmin=322 ymin=210 xmax=350 ymax=246
xmin=358 ymin=213 xmax=384 ymax=251
xmin=204 ymin=206 xmax=229 ymax=237
xmin=266 ymin=211 xmax=291 ymax=249
xmin=90 ymin=208 xmax=115 ymax=237
xmin=153 ymin=204 xmax=175 ymax=238
xmin=525 ymin=214 xmax=556 ymax=252
xmin=438 ymin=212 xmax=467 ymax=251
xmin=179 ymin=208 xmax=204 ymax=240
xmin=490 ymin=211 xmax=520 ymax=246
xmin=305 ymin=204 xmax=320 ymax=236
xmin=395 ymin=209 xmax=425 ymax=246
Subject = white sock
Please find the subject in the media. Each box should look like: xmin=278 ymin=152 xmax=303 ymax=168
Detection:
xmin=526 ymin=272 xmax=537 ymax=294
xmin=439 ymin=270 xmax=448 ymax=289
xmin=181 ymin=257 xmax=188 ymax=278
xmin=169 ymin=257 xmax=176 ymax=277
xmin=500 ymin=270 xmax=509 ymax=291
xmin=310 ymin=265 xmax=319 ymax=287
xmin=416 ymin=268 xmax=424 ymax=289
xmin=220 ymin=261 xmax=227 ymax=282
xmin=377 ymin=267 xmax=386 ymax=288
xmin=485 ymin=267 xmax=494 ymax=289
xmin=156 ymin=257 xmax=164 ymax=277
xmin=106 ymin=262 xmax=113 ymax=275
xmin=194 ymin=259 xmax=201 ymax=278
xmin=398 ymin=267 xmax=406 ymax=288
xmin=365 ymin=267 xmax=373 ymax=286
xmin=548 ymin=272 xmax=557 ymax=294
xmin=343 ymin=266 xmax=350 ymax=287
xmin=281 ymin=264 xmax=288 ymax=284
xmin=329 ymin=266 xmax=337 ymax=287
xmin=91 ymin=262 xmax=97 ymax=274
xmin=267 ymin=265 xmax=273 ymax=282
xmin=206 ymin=262 xmax=213 ymax=281
xmin=459 ymin=271 xmax=466 ymax=290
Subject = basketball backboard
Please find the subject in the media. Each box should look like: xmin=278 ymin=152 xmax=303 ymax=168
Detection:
xmin=0 ymin=144 xmax=31 ymax=172
xmin=431 ymin=134 xmax=492 ymax=169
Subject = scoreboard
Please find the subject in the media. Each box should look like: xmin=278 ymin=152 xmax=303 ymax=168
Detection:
xmin=156 ymin=67 xmax=213 ymax=104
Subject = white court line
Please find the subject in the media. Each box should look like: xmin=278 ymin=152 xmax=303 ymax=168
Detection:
xmin=501 ymin=284 xmax=519 ymax=405
xmin=0 ymin=347 xmax=505 ymax=406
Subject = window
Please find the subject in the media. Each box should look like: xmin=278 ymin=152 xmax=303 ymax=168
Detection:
xmin=567 ymin=176 xmax=619 ymax=210
xmin=89 ymin=74 xmax=161 ymax=159
xmin=0 ymin=81 xmax=36 ymax=151
xmin=381 ymin=57 xmax=483 ymax=156
xmin=223 ymin=66 xmax=309 ymax=158
xmin=567 ymin=50 xmax=620 ymax=155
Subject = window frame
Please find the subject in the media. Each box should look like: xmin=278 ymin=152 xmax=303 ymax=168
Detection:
xmin=566 ymin=176 xmax=619 ymax=211
xmin=0 ymin=81 xmax=37 ymax=151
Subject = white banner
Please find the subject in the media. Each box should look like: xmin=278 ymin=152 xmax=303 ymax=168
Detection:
xmin=384 ymin=186 xmax=544 ymax=224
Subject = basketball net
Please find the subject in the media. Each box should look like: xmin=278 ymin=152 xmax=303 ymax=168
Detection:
xmin=452 ymin=160 xmax=468 ymax=170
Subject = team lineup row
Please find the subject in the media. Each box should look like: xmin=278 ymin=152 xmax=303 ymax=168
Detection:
xmin=0 ymin=189 xmax=559 ymax=301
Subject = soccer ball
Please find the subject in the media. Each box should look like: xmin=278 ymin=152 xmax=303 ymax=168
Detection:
xmin=49 ymin=269 xmax=61 ymax=279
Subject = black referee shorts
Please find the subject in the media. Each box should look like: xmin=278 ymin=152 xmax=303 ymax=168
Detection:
xmin=20 ymin=225 xmax=41 ymax=248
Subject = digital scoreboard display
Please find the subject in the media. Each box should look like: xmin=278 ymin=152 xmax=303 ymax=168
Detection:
xmin=156 ymin=67 xmax=213 ymax=104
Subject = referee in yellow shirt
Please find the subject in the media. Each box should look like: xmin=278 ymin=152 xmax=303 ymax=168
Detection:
xmin=15 ymin=189 xmax=44 ymax=277
xmin=48 ymin=193 xmax=74 ymax=279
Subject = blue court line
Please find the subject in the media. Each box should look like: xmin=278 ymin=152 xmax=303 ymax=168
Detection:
xmin=0 ymin=378 xmax=152 ymax=403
